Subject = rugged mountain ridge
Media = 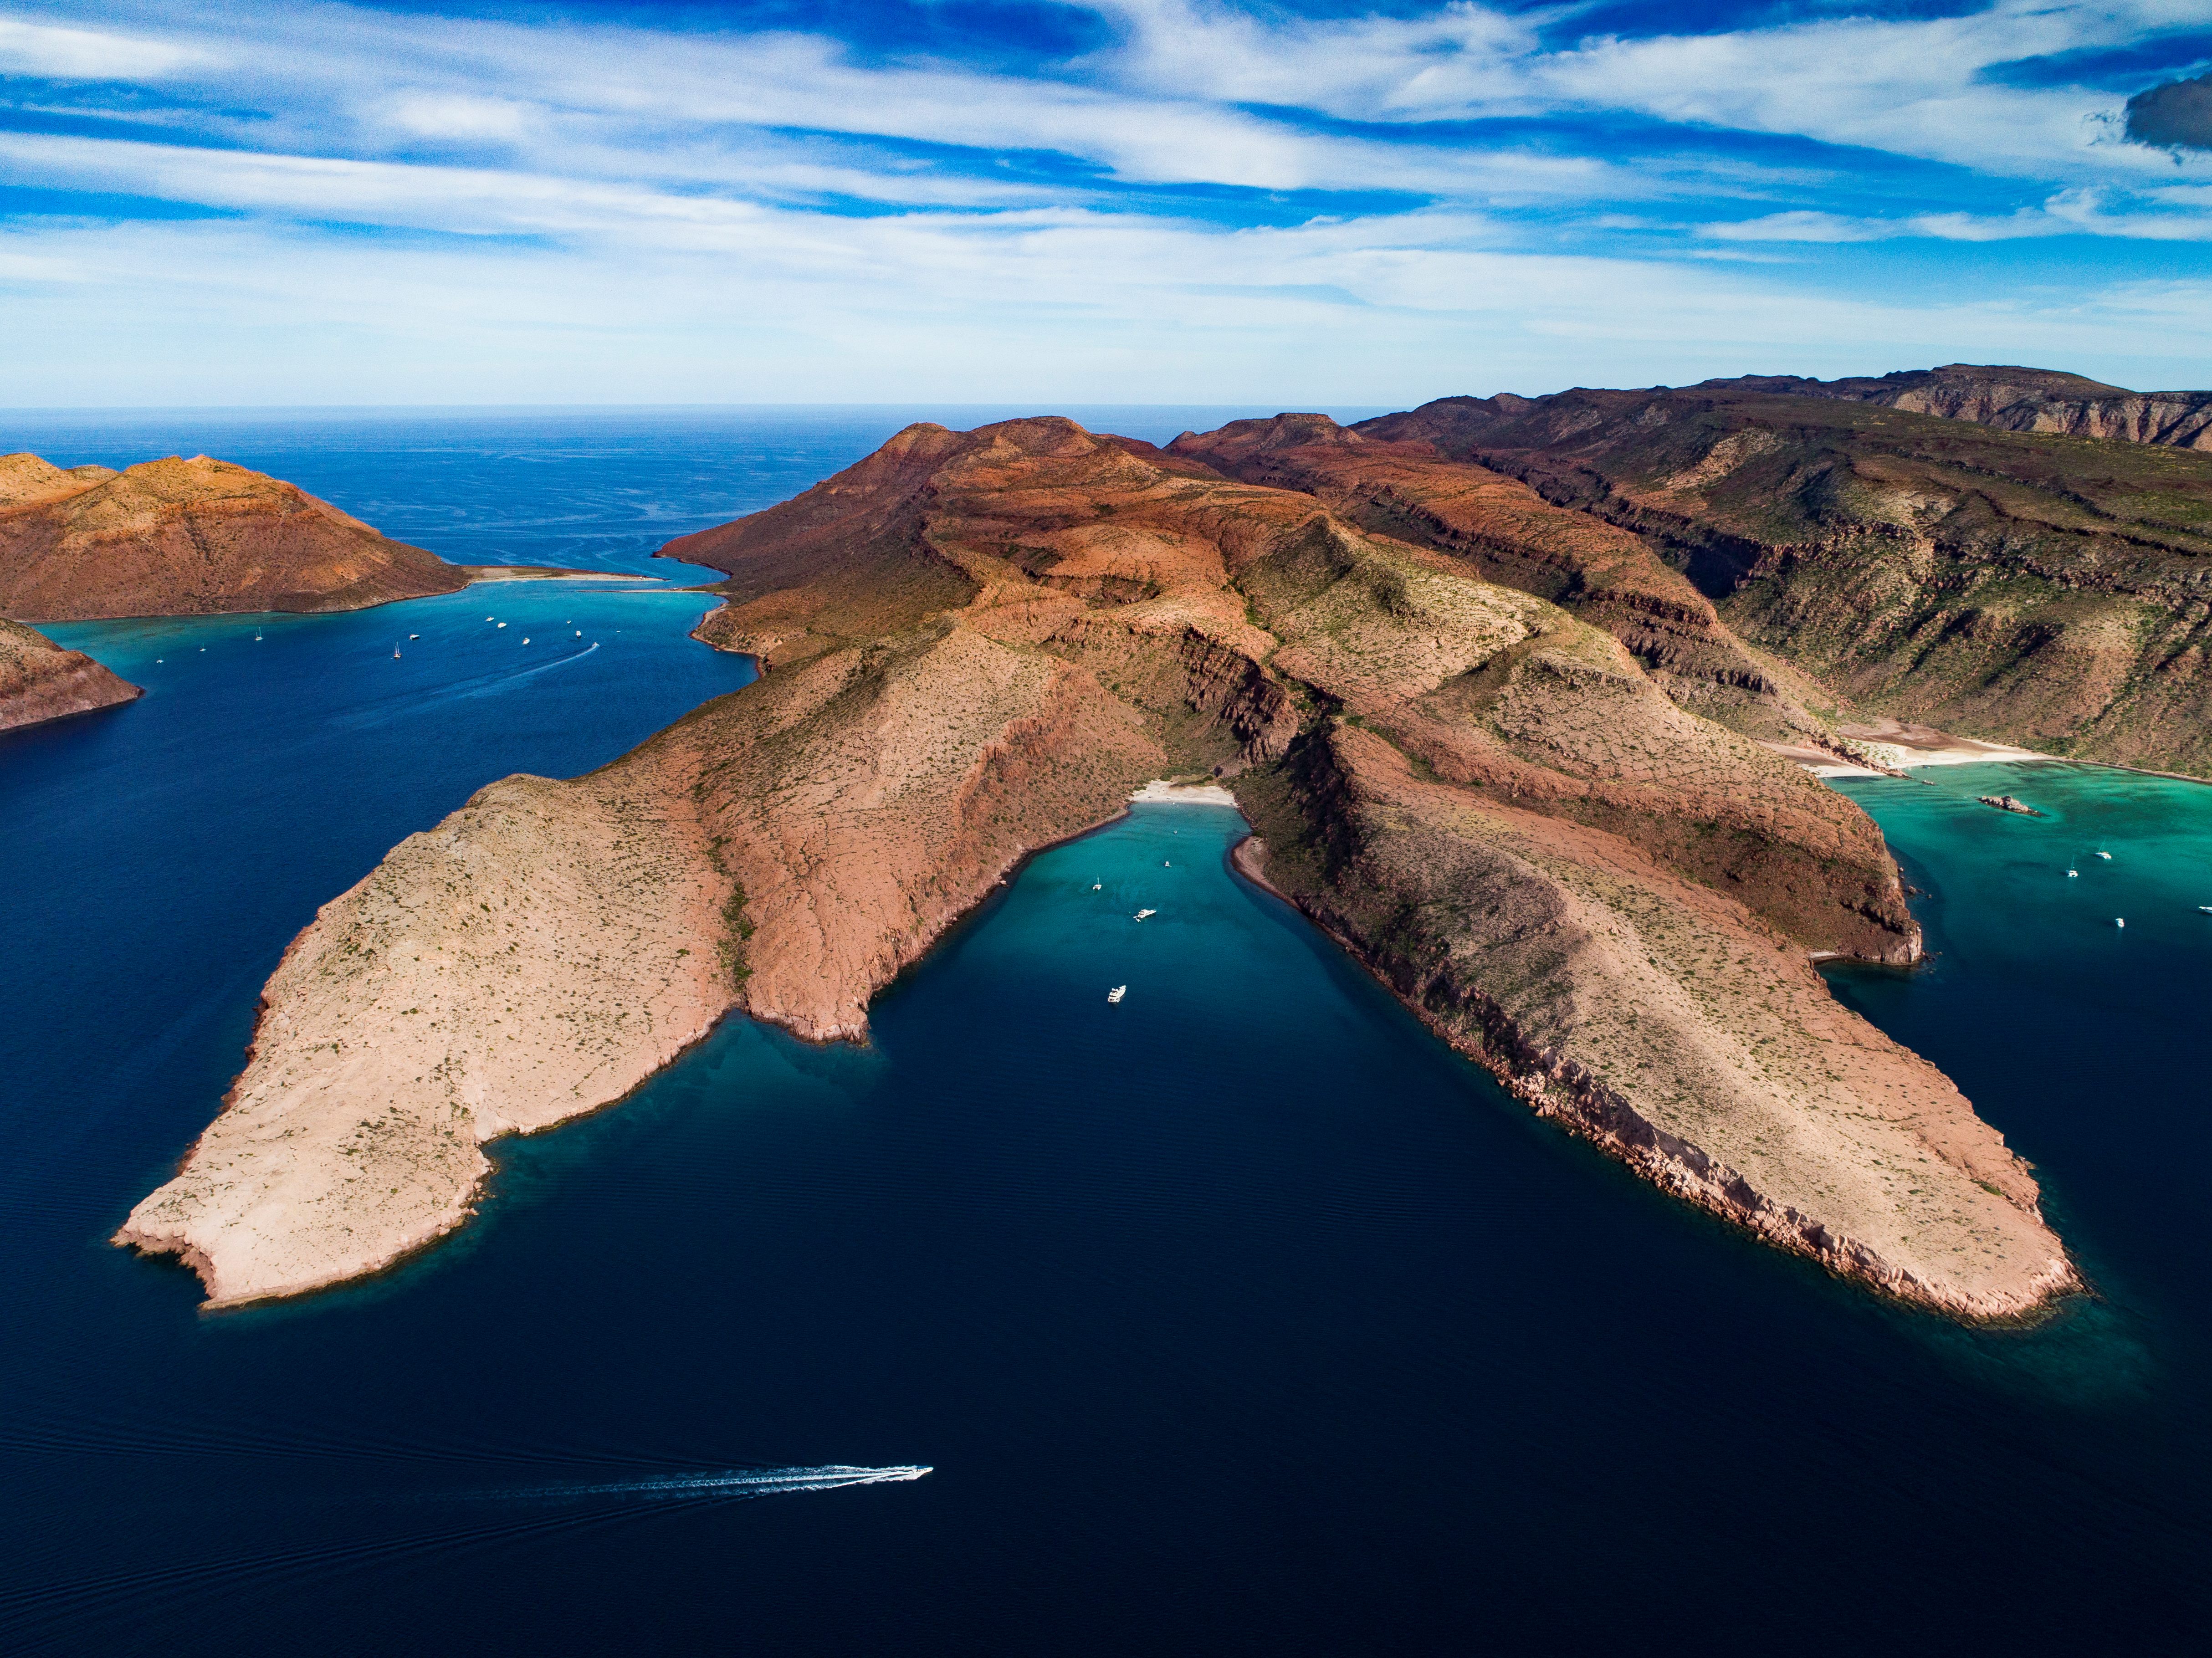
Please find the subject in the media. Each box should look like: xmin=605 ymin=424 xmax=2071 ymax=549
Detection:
xmin=1360 ymin=385 xmax=2212 ymax=776
xmin=119 ymin=417 xmax=2070 ymax=1320
xmin=0 ymin=452 xmax=469 ymax=620
xmin=0 ymin=616 xmax=140 ymax=732
xmin=1718 ymin=364 xmax=2212 ymax=451
xmin=1167 ymin=413 xmax=1843 ymax=747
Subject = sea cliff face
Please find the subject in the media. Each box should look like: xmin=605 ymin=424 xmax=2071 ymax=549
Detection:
xmin=0 ymin=452 xmax=469 ymax=620
xmin=1360 ymin=387 xmax=2212 ymax=777
xmin=0 ymin=616 xmax=140 ymax=732
xmin=119 ymin=418 xmax=2071 ymax=1317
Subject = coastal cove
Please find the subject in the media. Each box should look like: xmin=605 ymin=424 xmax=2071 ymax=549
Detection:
xmin=3 ymin=414 xmax=2210 ymax=1651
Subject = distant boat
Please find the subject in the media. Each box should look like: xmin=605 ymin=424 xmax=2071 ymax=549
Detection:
xmin=2198 ymin=906 xmax=2212 ymax=915
xmin=254 ymin=630 xmax=262 ymax=641
xmin=522 ymin=637 xmax=530 ymax=644
xmin=486 ymin=615 xmax=494 ymax=621
xmin=1162 ymin=860 xmax=1171 ymax=868
xmin=2067 ymin=869 xmax=2079 ymax=878
xmin=575 ymin=629 xmax=582 ymax=637
xmin=409 ymin=633 xmax=419 ymax=640
xmin=497 ymin=622 xmax=507 ymax=629
xmin=1106 ymin=985 xmax=1126 ymax=1004
xmin=2097 ymin=850 xmax=2112 ymax=860
xmin=2116 ymin=917 xmax=2125 ymax=929
xmin=1133 ymin=909 xmax=1156 ymax=921
xmin=393 ymin=645 xmax=401 ymax=659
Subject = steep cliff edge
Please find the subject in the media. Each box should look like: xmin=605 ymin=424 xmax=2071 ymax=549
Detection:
xmin=0 ymin=616 xmax=140 ymax=732
xmin=1362 ymin=388 xmax=2212 ymax=777
xmin=0 ymin=452 xmax=470 ymax=620
xmin=1726 ymin=364 xmax=2212 ymax=451
xmin=119 ymin=417 xmax=2069 ymax=1317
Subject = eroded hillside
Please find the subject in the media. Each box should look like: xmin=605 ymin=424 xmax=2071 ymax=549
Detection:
xmin=1361 ymin=387 xmax=2212 ymax=776
xmin=0 ymin=616 xmax=140 ymax=732
xmin=0 ymin=452 xmax=469 ymax=620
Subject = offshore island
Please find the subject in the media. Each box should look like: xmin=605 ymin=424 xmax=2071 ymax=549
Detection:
xmin=0 ymin=449 xmax=608 ymax=731
xmin=112 ymin=370 xmax=2173 ymax=1320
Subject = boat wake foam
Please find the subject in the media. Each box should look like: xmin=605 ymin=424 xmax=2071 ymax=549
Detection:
xmin=490 ymin=1464 xmax=931 ymax=1504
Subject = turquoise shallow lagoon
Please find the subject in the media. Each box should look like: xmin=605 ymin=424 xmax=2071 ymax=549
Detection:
xmin=3 ymin=414 xmax=2210 ymax=1653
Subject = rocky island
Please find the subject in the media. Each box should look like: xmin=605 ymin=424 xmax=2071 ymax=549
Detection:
xmin=0 ymin=615 xmax=140 ymax=732
xmin=0 ymin=450 xmax=600 ymax=622
xmin=119 ymin=417 xmax=2073 ymax=1319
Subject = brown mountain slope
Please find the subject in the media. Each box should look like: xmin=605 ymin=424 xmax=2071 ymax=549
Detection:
xmin=1362 ymin=386 xmax=2212 ymax=775
xmin=1720 ymin=364 xmax=2212 ymax=451
xmin=1167 ymin=413 xmax=1840 ymax=745
xmin=118 ymin=418 xmax=2069 ymax=1318
xmin=0 ymin=616 xmax=140 ymax=732
xmin=0 ymin=453 xmax=470 ymax=620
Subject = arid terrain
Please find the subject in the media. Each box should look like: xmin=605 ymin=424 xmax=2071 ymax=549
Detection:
xmin=1359 ymin=375 xmax=2212 ymax=776
xmin=1733 ymin=363 xmax=2212 ymax=451
xmin=0 ymin=615 xmax=140 ymax=732
xmin=121 ymin=416 xmax=2072 ymax=1318
xmin=0 ymin=451 xmax=469 ymax=620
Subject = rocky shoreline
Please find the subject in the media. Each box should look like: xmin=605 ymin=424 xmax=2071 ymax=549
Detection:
xmin=117 ymin=415 xmax=2075 ymax=1318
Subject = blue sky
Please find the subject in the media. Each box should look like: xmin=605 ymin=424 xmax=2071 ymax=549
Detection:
xmin=2 ymin=0 xmax=2210 ymax=404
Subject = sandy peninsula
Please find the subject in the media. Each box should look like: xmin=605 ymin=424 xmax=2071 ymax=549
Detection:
xmin=120 ymin=416 xmax=2074 ymax=1318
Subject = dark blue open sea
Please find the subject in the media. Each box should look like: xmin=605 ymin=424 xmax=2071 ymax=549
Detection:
xmin=2 ymin=411 xmax=2208 ymax=1653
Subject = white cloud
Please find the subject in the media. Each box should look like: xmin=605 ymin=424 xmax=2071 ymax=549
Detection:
xmin=0 ymin=15 xmax=210 ymax=80
xmin=2 ymin=2 xmax=2210 ymax=401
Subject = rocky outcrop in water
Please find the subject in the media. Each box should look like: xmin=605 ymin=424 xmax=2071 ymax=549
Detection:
xmin=0 ymin=452 xmax=469 ymax=620
xmin=119 ymin=417 xmax=2071 ymax=1318
xmin=0 ymin=616 xmax=139 ymax=732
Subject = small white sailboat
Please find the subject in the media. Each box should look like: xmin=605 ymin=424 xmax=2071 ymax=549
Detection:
xmin=1162 ymin=860 xmax=1171 ymax=868
xmin=2067 ymin=869 xmax=2078 ymax=878
xmin=1133 ymin=908 xmax=1156 ymax=921
xmin=1106 ymin=985 xmax=1126 ymax=1004
xmin=2115 ymin=917 xmax=2125 ymax=929
xmin=522 ymin=637 xmax=530 ymax=644
xmin=2097 ymin=850 xmax=2112 ymax=860
xmin=393 ymin=645 xmax=401 ymax=659
xmin=254 ymin=630 xmax=262 ymax=641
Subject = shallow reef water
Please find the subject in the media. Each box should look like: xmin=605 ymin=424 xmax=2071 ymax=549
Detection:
xmin=1 ymin=414 xmax=2208 ymax=1654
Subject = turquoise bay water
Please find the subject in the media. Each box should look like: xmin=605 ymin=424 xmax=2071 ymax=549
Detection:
xmin=2 ymin=414 xmax=2210 ymax=1653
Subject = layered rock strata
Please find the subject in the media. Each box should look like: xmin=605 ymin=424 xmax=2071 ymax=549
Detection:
xmin=1362 ymin=385 xmax=2212 ymax=777
xmin=1727 ymin=364 xmax=2212 ymax=451
xmin=120 ymin=418 xmax=2072 ymax=1317
xmin=1168 ymin=413 xmax=1838 ymax=746
xmin=1 ymin=452 xmax=468 ymax=620
xmin=0 ymin=615 xmax=140 ymax=732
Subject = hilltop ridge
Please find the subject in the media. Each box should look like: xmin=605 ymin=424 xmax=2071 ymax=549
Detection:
xmin=0 ymin=452 xmax=469 ymax=621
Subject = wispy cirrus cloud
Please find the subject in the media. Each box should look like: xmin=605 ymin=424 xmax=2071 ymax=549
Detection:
xmin=0 ymin=0 xmax=2210 ymax=404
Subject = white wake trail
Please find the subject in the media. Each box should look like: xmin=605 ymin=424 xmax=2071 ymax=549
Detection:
xmin=494 ymin=1464 xmax=932 ymax=1503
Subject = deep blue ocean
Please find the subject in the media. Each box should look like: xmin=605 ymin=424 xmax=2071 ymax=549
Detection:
xmin=2 ymin=410 xmax=2208 ymax=1653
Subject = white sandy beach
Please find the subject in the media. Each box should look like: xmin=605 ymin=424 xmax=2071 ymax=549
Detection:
xmin=1131 ymin=779 xmax=1240 ymax=805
